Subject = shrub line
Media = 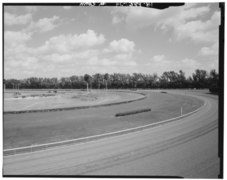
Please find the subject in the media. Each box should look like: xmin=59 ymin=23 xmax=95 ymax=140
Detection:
xmin=115 ymin=108 xmax=151 ymax=117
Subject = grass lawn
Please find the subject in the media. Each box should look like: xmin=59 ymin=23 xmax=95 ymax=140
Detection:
xmin=4 ymin=90 xmax=144 ymax=112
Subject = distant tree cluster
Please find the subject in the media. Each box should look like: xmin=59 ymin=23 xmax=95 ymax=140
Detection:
xmin=4 ymin=69 xmax=219 ymax=94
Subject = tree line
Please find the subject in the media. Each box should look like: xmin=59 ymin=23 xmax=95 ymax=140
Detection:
xmin=4 ymin=69 xmax=219 ymax=93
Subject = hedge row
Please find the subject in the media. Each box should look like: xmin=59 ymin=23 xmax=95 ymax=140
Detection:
xmin=115 ymin=108 xmax=151 ymax=117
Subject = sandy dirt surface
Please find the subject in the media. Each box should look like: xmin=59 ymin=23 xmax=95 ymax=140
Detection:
xmin=4 ymin=90 xmax=203 ymax=149
xmin=3 ymin=91 xmax=219 ymax=178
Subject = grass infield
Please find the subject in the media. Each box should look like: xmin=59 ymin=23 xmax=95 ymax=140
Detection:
xmin=4 ymin=90 xmax=145 ymax=113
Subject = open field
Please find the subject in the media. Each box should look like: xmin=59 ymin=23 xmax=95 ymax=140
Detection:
xmin=3 ymin=89 xmax=203 ymax=149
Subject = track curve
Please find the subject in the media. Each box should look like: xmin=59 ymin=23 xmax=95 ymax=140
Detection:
xmin=3 ymin=90 xmax=219 ymax=178
xmin=4 ymin=90 xmax=204 ymax=149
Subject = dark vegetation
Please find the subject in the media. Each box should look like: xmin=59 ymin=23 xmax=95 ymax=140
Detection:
xmin=115 ymin=108 xmax=151 ymax=117
xmin=4 ymin=69 xmax=219 ymax=94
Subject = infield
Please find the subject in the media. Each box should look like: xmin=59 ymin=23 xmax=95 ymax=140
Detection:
xmin=4 ymin=90 xmax=145 ymax=112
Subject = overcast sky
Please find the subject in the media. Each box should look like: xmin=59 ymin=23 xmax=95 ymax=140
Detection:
xmin=4 ymin=3 xmax=220 ymax=79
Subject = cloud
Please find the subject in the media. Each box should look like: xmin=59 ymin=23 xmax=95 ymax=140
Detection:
xmin=24 ymin=6 xmax=39 ymax=13
xmin=101 ymin=38 xmax=137 ymax=69
xmin=5 ymin=31 xmax=31 ymax=48
xmin=35 ymin=16 xmax=60 ymax=32
xmin=5 ymin=29 xmax=105 ymax=57
xmin=109 ymin=38 xmax=135 ymax=53
xmin=42 ymin=50 xmax=100 ymax=66
xmin=4 ymin=12 xmax=32 ymax=26
xmin=86 ymin=57 xmax=137 ymax=75
xmin=103 ymin=38 xmax=135 ymax=57
xmin=173 ymin=11 xmax=220 ymax=43
xmin=112 ymin=15 xmax=124 ymax=24
xmin=5 ymin=52 xmax=40 ymax=78
xmin=4 ymin=6 xmax=62 ymax=39
xmin=199 ymin=42 xmax=218 ymax=56
xmin=39 ymin=30 xmax=105 ymax=53
xmin=4 ymin=33 xmax=138 ymax=78
xmin=43 ymin=53 xmax=73 ymax=63
xmin=4 ymin=11 xmax=62 ymax=34
xmin=88 ymin=58 xmax=117 ymax=66
xmin=151 ymin=55 xmax=165 ymax=62
xmin=24 ymin=16 xmax=61 ymax=33
xmin=4 ymin=29 xmax=108 ymax=78
xmin=115 ymin=53 xmax=132 ymax=60
xmin=146 ymin=55 xmax=202 ymax=76
xmin=197 ymin=42 xmax=218 ymax=73
xmin=111 ymin=4 xmax=219 ymax=43
xmin=181 ymin=58 xmax=200 ymax=68
xmin=88 ymin=41 xmax=137 ymax=72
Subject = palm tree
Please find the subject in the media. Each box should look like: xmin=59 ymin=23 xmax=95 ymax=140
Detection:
xmin=132 ymin=73 xmax=140 ymax=89
xmin=104 ymin=73 xmax=109 ymax=90
xmin=93 ymin=73 xmax=102 ymax=89
xmin=84 ymin=74 xmax=91 ymax=92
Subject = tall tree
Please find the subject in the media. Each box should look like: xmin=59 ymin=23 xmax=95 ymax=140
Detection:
xmin=209 ymin=69 xmax=219 ymax=93
xmin=84 ymin=74 xmax=91 ymax=92
xmin=178 ymin=70 xmax=186 ymax=88
xmin=93 ymin=73 xmax=103 ymax=89
xmin=192 ymin=69 xmax=208 ymax=89
xmin=4 ymin=70 xmax=218 ymax=90
xmin=104 ymin=73 xmax=109 ymax=90
xmin=132 ymin=73 xmax=140 ymax=89
xmin=159 ymin=72 xmax=169 ymax=88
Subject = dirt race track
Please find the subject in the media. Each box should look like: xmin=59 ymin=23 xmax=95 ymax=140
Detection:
xmin=4 ymin=89 xmax=203 ymax=149
xmin=3 ymin=90 xmax=219 ymax=177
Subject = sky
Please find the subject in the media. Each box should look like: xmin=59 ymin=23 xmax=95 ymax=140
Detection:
xmin=4 ymin=3 xmax=220 ymax=79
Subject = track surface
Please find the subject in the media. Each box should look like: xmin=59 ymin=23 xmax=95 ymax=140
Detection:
xmin=3 ymin=90 xmax=219 ymax=178
xmin=4 ymin=90 xmax=202 ymax=149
